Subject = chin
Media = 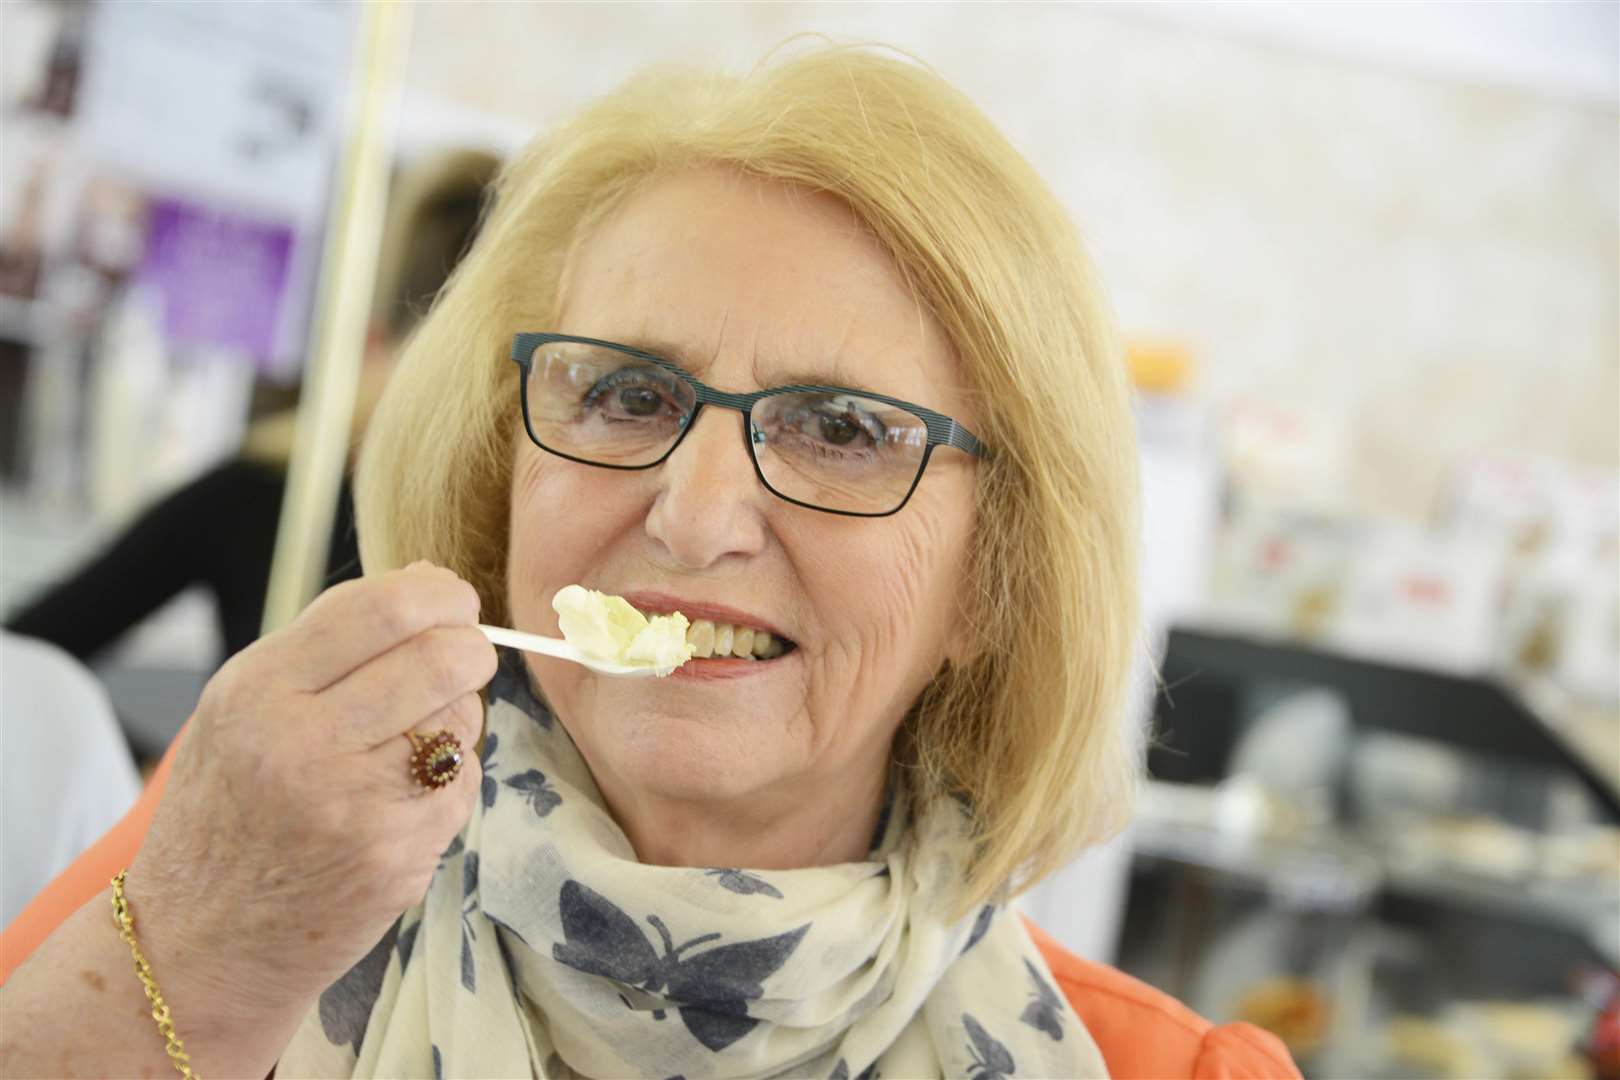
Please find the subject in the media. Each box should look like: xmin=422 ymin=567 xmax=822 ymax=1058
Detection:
xmin=575 ymin=704 xmax=792 ymax=805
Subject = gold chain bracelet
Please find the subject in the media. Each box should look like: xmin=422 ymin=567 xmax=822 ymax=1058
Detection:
xmin=110 ymin=870 xmax=201 ymax=1080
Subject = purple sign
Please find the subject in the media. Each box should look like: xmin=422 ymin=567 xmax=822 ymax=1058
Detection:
xmin=137 ymin=196 xmax=294 ymax=365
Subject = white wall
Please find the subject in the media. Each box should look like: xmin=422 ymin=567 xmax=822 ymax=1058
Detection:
xmin=1130 ymin=1 xmax=1618 ymax=105
xmin=402 ymin=1 xmax=1618 ymax=519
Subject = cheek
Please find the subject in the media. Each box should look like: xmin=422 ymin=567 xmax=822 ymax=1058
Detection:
xmin=799 ymin=493 xmax=972 ymax=681
xmin=506 ymin=450 xmax=613 ymax=630
xmin=506 ymin=453 xmax=557 ymax=628
xmin=883 ymin=502 xmax=971 ymax=653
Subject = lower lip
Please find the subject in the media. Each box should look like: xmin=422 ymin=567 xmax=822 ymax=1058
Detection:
xmin=667 ymin=653 xmax=794 ymax=681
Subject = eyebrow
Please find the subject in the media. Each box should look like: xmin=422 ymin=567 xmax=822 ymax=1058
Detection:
xmin=617 ymin=335 xmax=706 ymax=372
xmin=616 ymin=335 xmax=888 ymax=397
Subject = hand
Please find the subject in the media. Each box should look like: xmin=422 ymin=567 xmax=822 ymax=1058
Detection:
xmin=122 ymin=562 xmax=495 ymax=1035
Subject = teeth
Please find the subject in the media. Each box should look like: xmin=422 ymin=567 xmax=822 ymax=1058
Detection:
xmin=677 ymin=616 xmax=786 ymax=661
xmin=687 ymin=619 xmax=715 ymax=659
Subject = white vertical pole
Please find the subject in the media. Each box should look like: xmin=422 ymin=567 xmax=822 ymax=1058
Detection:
xmin=261 ymin=0 xmax=411 ymax=634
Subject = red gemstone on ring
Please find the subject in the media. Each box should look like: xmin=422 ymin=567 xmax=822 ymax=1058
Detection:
xmin=430 ymin=747 xmax=463 ymax=781
xmin=409 ymin=731 xmax=463 ymax=790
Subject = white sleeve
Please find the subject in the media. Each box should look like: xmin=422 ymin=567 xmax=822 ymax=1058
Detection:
xmin=1 ymin=632 xmax=142 ymax=927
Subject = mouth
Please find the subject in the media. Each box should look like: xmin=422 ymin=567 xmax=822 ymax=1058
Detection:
xmin=616 ymin=590 xmax=799 ymax=666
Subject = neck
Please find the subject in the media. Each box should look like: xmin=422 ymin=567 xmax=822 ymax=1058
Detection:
xmin=595 ymin=756 xmax=891 ymax=871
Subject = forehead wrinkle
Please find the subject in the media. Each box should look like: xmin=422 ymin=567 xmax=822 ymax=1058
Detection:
xmin=576 ymin=306 xmax=883 ymax=394
xmin=628 ymin=332 xmax=881 ymax=395
xmin=560 ymin=173 xmax=955 ymax=405
xmin=748 ymin=353 xmax=886 ymax=396
xmin=572 ymin=300 xmax=944 ymax=406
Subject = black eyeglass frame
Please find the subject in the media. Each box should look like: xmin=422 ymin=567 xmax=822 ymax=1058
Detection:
xmin=510 ymin=332 xmax=987 ymax=518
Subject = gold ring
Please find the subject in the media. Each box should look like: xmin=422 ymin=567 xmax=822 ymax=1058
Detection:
xmin=405 ymin=729 xmax=464 ymax=790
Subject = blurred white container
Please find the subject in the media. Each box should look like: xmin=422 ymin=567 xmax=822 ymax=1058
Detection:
xmin=1207 ymin=503 xmax=1359 ymax=642
xmin=1131 ymin=341 xmax=1222 ymax=628
xmin=1220 ymin=399 xmax=1355 ymax=518
xmin=1334 ymin=520 xmax=1507 ymax=674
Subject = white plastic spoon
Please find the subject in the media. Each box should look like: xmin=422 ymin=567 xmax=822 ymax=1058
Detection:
xmin=478 ymin=624 xmax=661 ymax=677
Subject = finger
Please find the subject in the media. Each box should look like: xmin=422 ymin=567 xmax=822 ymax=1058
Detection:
xmin=377 ymin=691 xmax=487 ymax=800
xmin=367 ymin=727 xmax=484 ymax=912
xmin=272 ymin=564 xmax=483 ymax=692
xmin=326 ymin=624 xmax=497 ymax=749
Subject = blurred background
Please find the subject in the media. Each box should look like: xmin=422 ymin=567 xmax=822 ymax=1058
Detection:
xmin=1 ymin=2 xmax=1615 ymax=1076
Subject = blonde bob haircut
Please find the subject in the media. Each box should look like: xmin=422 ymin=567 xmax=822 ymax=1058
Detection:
xmin=357 ymin=43 xmax=1142 ymax=917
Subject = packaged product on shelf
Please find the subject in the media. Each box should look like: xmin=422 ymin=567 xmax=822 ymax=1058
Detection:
xmin=1333 ymin=520 xmax=1506 ymax=673
xmin=1207 ymin=500 xmax=1358 ymax=641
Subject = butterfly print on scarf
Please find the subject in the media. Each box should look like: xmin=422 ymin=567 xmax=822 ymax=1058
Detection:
xmin=486 ymin=647 xmax=550 ymax=726
xmin=505 ymin=769 xmax=562 ymax=818
xmin=829 ymin=1058 xmax=880 ymax=1080
xmin=395 ymin=917 xmax=421 ymax=972
xmin=961 ymin=904 xmax=996 ymax=954
xmin=460 ymin=852 xmax=479 ymax=992
xmin=479 ymin=732 xmax=503 ymax=808
xmin=963 ymin=1013 xmax=1016 ymax=1080
xmin=479 ymin=730 xmax=562 ymax=817
xmin=318 ymin=919 xmax=399 ymax=1053
xmin=1019 ymin=957 xmax=1064 ymax=1041
xmin=551 ymin=880 xmax=808 ymax=1052
xmin=703 ymin=868 xmax=783 ymax=899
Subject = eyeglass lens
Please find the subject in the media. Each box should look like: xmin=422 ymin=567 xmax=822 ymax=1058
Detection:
xmin=524 ymin=341 xmax=930 ymax=514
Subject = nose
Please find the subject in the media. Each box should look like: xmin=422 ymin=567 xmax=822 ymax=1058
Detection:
xmin=643 ymin=406 xmax=768 ymax=570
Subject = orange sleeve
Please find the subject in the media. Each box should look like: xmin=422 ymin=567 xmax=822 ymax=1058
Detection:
xmin=1027 ymin=917 xmax=1301 ymax=1079
xmin=1193 ymin=1022 xmax=1302 ymax=1079
xmin=0 ymin=725 xmax=185 ymax=985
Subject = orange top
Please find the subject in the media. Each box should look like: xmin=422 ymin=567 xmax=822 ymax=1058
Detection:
xmin=1 ymin=733 xmax=1297 ymax=1078
xmin=1023 ymin=920 xmax=1299 ymax=1078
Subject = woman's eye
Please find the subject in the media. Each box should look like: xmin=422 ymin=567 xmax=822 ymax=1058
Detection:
xmin=817 ymin=411 xmax=863 ymax=446
xmin=580 ymin=366 xmax=681 ymax=420
xmin=618 ymin=387 xmax=663 ymax=417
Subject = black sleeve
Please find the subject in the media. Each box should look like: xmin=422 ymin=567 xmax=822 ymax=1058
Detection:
xmin=5 ymin=460 xmax=286 ymax=662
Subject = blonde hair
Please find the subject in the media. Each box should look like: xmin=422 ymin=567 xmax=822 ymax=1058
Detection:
xmin=357 ymin=44 xmax=1141 ymax=916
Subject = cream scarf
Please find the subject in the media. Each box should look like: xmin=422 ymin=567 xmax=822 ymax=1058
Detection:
xmin=278 ymin=650 xmax=1109 ymax=1078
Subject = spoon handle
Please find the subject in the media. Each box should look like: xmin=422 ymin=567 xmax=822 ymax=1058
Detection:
xmin=476 ymin=624 xmax=656 ymax=677
xmin=478 ymin=624 xmax=578 ymax=660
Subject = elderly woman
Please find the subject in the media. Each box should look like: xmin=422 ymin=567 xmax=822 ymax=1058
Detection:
xmin=0 ymin=48 xmax=1297 ymax=1079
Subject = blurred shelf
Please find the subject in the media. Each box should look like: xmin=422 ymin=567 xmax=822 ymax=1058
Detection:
xmin=1162 ymin=624 xmax=1620 ymax=822
xmin=1380 ymin=858 xmax=1619 ymax=960
xmin=1130 ymin=812 xmax=1382 ymax=913
xmin=1132 ymin=807 xmax=1619 ymax=964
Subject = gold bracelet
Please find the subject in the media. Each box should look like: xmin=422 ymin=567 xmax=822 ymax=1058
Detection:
xmin=110 ymin=870 xmax=201 ymax=1080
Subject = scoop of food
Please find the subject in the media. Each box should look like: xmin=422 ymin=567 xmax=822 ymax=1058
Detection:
xmin=477 ymin=585 xmax=695 ymax=677
xmin=551 ymin=585 xmax=695 ymax=675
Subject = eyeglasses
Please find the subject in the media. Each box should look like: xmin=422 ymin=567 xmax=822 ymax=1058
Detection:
xmin=511 ymin=333 xmax=986 ymax=517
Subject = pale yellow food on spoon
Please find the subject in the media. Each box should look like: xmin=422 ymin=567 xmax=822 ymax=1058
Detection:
xmin=551 ymin=585 xmax=695 ymax=676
